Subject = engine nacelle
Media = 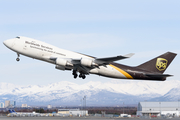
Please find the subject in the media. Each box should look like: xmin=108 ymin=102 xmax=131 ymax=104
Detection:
xmin=81 ymin=58 xmax=96 ymax=67
xmin=56 ymin=58 xmax=73 ymax=67
xmin=55 ymin=65 xmax=65 ymax=71
xmin=56 ymin=58 xmax=67 ymax=66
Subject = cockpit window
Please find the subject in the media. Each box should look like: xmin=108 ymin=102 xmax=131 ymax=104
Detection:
xmin=16 ymin=36 xmax=20 ymax=39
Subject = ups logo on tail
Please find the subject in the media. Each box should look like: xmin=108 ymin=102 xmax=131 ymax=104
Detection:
xmin=156 ymin=58 xmax=168 ymax=71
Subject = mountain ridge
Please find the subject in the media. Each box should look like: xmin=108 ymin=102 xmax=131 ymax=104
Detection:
xmin=0 ymin=80 xmax=179 ymax=106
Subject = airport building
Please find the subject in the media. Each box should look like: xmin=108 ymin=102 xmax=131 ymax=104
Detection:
xmin=58 ymin=109 xmax=88 ymax=116
xmin=9 ymin=101 xmax=16 ymax=108
xmin=21 ymin=104 xmax=28 ymax=108
xmin=137 ymin=102 xmax=180 ymax=117
xmin=5 ymin=100 xmax=10 ymax=108
xmin=47 ymin=104 xmax=52 ymax=109
xmin=10 ymin=101 xmax=16 ymax=106
xmin=0 ymin=102 xmax=4 ymax=108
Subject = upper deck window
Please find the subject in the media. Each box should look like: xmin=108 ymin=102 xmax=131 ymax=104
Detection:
xmin=16 ymin=36 xmax=20 ymax=39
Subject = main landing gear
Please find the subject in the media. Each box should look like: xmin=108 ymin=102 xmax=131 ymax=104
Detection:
xmin=16 ymin=53 xmax=20 ymax=61
xmin=79 ymin=73 xmax=86 ymax=79
xmin=72 ymin=70 xmax=86 ymax=79
xmin=72 ymin=70 xmax=78 ymax=79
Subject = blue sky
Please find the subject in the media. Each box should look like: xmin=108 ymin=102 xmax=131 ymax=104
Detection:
xmin=0 ymin=0 xmax=180 ymax=85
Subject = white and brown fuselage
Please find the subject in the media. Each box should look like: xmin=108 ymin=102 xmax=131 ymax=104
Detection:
xmin=3 ymin=36 xmax=177 ymax=81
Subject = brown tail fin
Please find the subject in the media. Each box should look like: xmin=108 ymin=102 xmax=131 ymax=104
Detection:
xmin=137 ymin=52 xmax=177 ymax=74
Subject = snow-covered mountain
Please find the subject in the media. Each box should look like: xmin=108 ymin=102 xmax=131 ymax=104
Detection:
xmin=0 ymin=80 xmax=179 ymax=106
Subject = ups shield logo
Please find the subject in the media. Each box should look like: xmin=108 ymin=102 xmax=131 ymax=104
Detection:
xmin=156 ymin=58 xmax=168 ymax=71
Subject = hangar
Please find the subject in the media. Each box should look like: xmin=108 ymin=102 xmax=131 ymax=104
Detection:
xmin=58 ymin=109 xmax=88 ymax=116
xmin=137 ymin=102 xmax=180 ymax=117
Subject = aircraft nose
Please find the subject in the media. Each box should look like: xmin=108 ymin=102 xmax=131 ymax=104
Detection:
xmin=3 ymin=39 xmax=14 ymax=48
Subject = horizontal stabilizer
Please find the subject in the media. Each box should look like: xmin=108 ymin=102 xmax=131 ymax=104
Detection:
xmin=145 ymin=74 xmax=173 ymax=78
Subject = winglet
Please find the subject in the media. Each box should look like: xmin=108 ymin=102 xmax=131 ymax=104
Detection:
xmin=123 ymin=53 xmax=135 ymax=58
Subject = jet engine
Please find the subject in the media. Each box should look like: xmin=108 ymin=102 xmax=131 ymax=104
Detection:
xmin=56 ymin=58 xmax=73 ymax=67
xmin=80 ymin=58 xmax=97 ymax=67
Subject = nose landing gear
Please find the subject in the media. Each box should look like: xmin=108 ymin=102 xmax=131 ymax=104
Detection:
xmin=16 ymin=58 xmax=20 ymax=61
xmin=16 ymin=53 xmax=20 ymax=61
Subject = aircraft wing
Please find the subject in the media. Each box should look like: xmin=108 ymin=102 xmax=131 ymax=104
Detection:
xmin=50 ymin=53 xmax=134 ymax=66
xmin=94 ymin=53 xmax=134 ymax=65
xmin=50 ymin=53 xmax=134 ymax=74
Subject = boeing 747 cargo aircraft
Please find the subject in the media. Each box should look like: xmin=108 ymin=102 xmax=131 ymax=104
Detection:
xmin=3 ymin=36 xmax=177 ymax=80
